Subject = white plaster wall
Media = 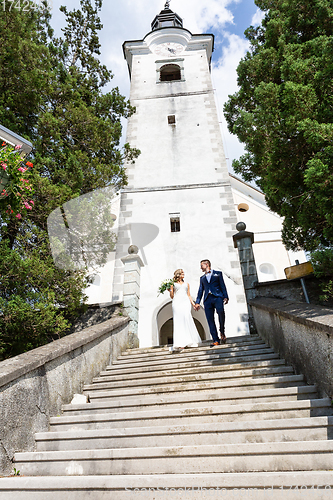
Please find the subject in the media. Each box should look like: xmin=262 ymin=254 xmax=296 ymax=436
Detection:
xmin=122 ymin=187 xmax=248 ymax=347
xmin=127 ymin=51 xmax=227 ymax=189
xmin=231 ymin=179 xmax=307 ymax=281
xmin=113 ymin=30 xmax=248 ymax=347
xmin=85 ymin=194 xmax=121 ymax=304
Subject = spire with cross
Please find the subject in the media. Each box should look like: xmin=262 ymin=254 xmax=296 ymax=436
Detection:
xmin=151 ymin=1 xmax=183 ymax=30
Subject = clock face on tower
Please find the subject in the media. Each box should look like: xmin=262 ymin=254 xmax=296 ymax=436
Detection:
xmin=153 ymin=42 xmax=184 ymax=57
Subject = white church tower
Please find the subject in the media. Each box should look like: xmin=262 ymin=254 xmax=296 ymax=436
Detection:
xmin=112 ymin=2 xmax=248 ymax=347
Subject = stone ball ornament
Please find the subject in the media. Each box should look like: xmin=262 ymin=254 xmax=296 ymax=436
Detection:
xmin=128 ymin=245 xmax=139 ymax=255
xmin=236 ymin=222 xmax=246 ymax=232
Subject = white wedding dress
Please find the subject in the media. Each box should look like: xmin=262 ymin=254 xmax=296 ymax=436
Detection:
xmin=170 ymin=282 xmax=201 ymax=350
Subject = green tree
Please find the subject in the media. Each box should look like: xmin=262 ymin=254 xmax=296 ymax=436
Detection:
xmin=224 ymin=0 xmax=333 ymax=252
xmin=0 ymin=1 xmax=139 ymax=359
xmin=0 ymin=4 xmax=51 ymax=137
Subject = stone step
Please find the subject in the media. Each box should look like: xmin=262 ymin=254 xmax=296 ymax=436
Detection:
xmin=111 ymin=344 xmax=274 ymax=369
xmin=103 ymin=352 xmax=281 ymax=376
xmin=106 ymin=349 xmax=276 ymax=373
xmin=85 ymin=374 xmax=306 ymax=400
xmin=63 ymin=386 xmax=318 ymax=415
xmin=49 ymin=398 xmax=333 ymax=432
xmin=97 ymin=358 xmax=287 ymax=382
xmin=85 ymin=365 xmax=295 ymax=392
xmin=117 ymin=338 xmax=266 ymax=361
xmin=35 ymin=416 xmax=333 ymax=451
xmin=2 ymin=471 xmax=333 ymax=499
xmin=14 ymin=440 xmax=333 ymax=476
xmin=120 ymin=334 xmax=261 ymax=355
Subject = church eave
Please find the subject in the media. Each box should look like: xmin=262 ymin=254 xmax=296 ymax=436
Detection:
xmin=143 ymin=26 xmax=193 ymax=43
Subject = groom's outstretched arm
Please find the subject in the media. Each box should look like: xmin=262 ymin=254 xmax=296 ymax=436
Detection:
xmin=195 ymin=278 xmax=204 ymax=305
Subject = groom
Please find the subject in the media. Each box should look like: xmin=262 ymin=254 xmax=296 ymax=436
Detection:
xmin=194 ymin=259 xmax=229 ymax=347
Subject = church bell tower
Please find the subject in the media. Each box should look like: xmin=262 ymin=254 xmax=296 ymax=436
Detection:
xmin=113 ymin=2 xmax=248 ymax=347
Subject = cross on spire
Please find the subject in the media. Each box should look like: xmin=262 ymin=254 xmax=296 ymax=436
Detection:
xmin=164 ymin=0 xmax=170 ymax=9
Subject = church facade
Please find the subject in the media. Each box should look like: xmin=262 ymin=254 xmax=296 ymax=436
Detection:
xmin=85 ymin=4 xmax=306 ymax=348
xmin=110 ymin=4 xmax=248 ymax=347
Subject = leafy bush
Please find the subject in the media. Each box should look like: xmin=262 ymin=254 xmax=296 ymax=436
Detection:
xmin=310 ymin=248 xmax=333 ymax=302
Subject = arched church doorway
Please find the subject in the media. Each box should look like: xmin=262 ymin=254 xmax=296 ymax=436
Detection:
xmin=157 ymin=301 xmax=208 ymax=346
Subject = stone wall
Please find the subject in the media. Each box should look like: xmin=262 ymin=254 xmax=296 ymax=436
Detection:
xmin=0 ymin=313 xmax=129 ymax=476
xmin=254 ymin=276 xmax=333 ymax=308
xmin=66 ymin=302 xmax=123 ymax=334
xmin=250 ymin=297 xmax=333 ymax=399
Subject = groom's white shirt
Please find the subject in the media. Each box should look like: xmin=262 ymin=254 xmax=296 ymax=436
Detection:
xmin=205 ymin=270 xmax=212 ymax=283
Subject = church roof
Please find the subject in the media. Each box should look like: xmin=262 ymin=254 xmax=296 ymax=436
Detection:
xmin=151 ymin=2 xmax=183 ymax=31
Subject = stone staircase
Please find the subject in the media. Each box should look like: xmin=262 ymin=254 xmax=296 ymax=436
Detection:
xmin=1 ymin=334 xmax=333 ymax=499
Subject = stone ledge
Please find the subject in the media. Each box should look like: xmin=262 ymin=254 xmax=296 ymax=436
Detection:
xmin=249 ymin=297 xmax=333 ymax=335
xmin=0 ymin=315 xmax=130 ymax=389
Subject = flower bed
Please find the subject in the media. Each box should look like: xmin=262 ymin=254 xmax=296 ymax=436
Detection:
xmin=0 ymin=142 xmax=34 ymax=218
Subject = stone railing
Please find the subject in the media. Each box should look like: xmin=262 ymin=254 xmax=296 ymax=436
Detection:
xmin=0 ymin=311 xmax=129 ymax=476
xmin=250 ymin=297 xmax=333 ymax=399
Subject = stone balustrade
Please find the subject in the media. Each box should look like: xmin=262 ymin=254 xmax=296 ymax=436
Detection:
xmin=0 ymin=311 xmax=129 ymax=476
xmin=250 ymin=297 xmax=333 ymax=399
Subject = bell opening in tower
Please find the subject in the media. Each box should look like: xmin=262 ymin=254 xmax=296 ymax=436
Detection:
xmin=160 ymin=64 xmax=181 ymax=82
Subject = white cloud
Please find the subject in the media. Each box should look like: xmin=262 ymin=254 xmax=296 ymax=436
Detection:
xmin=251 ymin=7 xmax=266 ymax=26
xmin=171 ymin=0 xmax=237 ymax=33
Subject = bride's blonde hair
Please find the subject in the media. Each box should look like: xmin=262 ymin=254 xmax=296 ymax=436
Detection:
xmin=173 ymin=269 xmax=183 ymax=282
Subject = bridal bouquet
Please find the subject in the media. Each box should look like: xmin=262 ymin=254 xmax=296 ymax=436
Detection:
xmin=157 ymin=278 xmax=174 ymax=296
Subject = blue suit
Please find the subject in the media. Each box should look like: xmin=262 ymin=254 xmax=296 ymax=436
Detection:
xmin=195 ymin=270 xmax=228 ymax=343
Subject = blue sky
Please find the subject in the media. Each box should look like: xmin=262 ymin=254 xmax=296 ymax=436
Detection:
xmin=210 ymin=0 xmax=259 ymax=61
xmin=50 ymin=0 xmax=264 ymax=168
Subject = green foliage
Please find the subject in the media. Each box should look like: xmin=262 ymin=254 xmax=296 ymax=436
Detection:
xmin=224 ymin=0 xmax=333 ymax=252
xmin=0 ymin=1 xmax=139 ymax=359
xmin=0 ymin=143 xmax=34 ymax=217
xmin=0 ymin=3 xmax=51 ymax=137
xmin=310 ymin=247 xmax=333 ymax=302
xmin=0 ymin=230 xmax=89 ymax=358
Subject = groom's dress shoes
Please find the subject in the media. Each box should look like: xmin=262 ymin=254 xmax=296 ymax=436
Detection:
xmin=220 ymin=334 xmax=227 ymax=344
xmin=210 ymin=341 xmax=220 ymax=347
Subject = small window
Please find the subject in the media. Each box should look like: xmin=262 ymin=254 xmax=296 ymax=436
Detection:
xmin=168 ymin=115 xmax=176 ymax=125
xmin=171 ymin=218 xmax=180 ymax=232
xmin=160 ymin=64 xmax=181 ymax=82
xmin=170 ymin=213 xmax=180 ymax=232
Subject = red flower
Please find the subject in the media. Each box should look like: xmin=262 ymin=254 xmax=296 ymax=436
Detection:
xmin=26 ymin=161 xmax=33 ymax=168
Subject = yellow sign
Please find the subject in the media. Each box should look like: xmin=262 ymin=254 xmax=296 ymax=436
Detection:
xmin=284 ymin=262 xmax=314 ymax=280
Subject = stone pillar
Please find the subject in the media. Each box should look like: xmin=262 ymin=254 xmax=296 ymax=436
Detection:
xmin=233 ymin=222 xmax=258 ymax=334
xmin=121 ymin=245 xmax=144 ymax=348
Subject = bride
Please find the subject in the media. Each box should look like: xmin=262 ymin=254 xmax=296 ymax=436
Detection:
xmin=168 ymin=269 xmax=202 ymax=351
